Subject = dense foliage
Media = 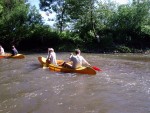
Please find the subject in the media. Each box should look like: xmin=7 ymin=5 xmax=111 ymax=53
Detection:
xmin=0 ymin=0 xmax=150 ymax=53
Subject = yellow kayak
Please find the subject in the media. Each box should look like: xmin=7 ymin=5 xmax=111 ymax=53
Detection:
xmin=38 ymin=56 xmax=96 ymax=75
xmin=0 ymin=53 xmax=25 ymax=59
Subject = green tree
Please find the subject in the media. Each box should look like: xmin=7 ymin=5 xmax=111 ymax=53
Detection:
xmin=0 ymin=0 xmax=43 ymax=48
xmin=40 ymin=0 xmax=69 ymax=32
xmin=0 ymin=0 xmax=28 ymax=45
xmin=65 ymin=0 xmax=100 ymax=48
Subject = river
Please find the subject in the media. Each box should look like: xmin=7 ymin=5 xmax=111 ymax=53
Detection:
xmin=0 ymin=53 xmax=150 ymax=113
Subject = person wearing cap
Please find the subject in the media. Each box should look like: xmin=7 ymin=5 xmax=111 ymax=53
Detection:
xmin=11 ymin=45 xmax=18 ymax=56
xmin=62 ymin=49 xmax=91 ymax=68
xmin=0 ymin=45 xmax=5 ymax=55
xmin=46 ymin=48 xmax=57 ymax=65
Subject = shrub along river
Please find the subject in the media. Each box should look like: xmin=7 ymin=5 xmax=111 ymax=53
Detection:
xmin=0 ymin=52 xmax=150 ymax=113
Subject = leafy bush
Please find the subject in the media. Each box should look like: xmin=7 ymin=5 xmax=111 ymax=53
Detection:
xmin=117 ymin=45 xmax=131 ymax=53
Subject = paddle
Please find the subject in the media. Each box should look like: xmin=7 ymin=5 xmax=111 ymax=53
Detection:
xmin=92 ymin=66 xmax=102 ymax=71
xmin=63 ymin=61 xmax=102 ymax=71
xmin=59 ymin=60 xmax=101 ymax=72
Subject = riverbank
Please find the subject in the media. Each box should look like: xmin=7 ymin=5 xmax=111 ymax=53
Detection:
xmin=4 ymin=46 xmax=150 ymax=55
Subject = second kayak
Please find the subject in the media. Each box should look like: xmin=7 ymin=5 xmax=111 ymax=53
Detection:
xmin=0 ymin=53 xmax=25 ymax=59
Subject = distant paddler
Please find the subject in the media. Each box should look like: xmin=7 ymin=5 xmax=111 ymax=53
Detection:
xmin=11 ymin=45 xmax=18 ymax=56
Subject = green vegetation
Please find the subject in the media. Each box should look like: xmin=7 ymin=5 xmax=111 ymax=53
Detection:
xmin=0 ymin=0 xmax=150 ymax=53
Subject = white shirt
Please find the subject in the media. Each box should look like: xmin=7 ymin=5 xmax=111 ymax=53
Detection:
xmin=0 ymin=47 xmax=5 ymax=55
xmin=47 ymin=51 xmax=57 ymax=65
xmin=70 ymin=54 xmax=88 ymax=68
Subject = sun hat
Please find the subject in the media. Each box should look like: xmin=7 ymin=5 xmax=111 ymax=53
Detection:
xmin=48 ymin=48 xmax=54 ymax=51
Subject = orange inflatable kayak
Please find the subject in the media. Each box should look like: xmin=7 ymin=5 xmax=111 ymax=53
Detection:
xmin=49 ymin=64 xmax=96 ymax=75
xmin=38 ymin=56 xmax=96 ymax=75
xmin=0 ymin=53 xmax=25 ymax=59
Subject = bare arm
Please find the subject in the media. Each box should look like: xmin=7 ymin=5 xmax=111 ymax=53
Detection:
xmin=47 ymin=52 xmax=51 ymax=59
xmin=82 ymin=57 xmax=91 ymax=66
xmin=69 ymin=53 xmax=73 ymax=59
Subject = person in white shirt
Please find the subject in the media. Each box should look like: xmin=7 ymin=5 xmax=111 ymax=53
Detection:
xmin=0 ymin=45 xmax=5 ymax=55
xmin=46 ymin=48 xmax=57 ymax=66
xmin=62 ymin=49 xmax=91 ymax=68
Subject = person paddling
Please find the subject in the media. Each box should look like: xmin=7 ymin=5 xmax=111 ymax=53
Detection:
xmin=62 ymin=49 xmax=91 ymax=68
xmin=11 ymin=45 xmax=18 ymax=56
xmin=46 ymin=48 xmax=57 ymax=66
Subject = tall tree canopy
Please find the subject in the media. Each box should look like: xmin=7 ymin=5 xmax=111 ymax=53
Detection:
xmin=0 ymin=0 xmax=43 ymax=47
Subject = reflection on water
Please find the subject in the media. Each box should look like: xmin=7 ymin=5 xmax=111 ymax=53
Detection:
xmin=0 ymin=53 xmax=150 ymax=113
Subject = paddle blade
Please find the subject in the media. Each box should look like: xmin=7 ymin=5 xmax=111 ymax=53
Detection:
xmin=92 ymin=66 xmax=101 ymax=71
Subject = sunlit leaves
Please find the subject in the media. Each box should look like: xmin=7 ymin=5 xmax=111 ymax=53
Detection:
xmin=141 ymin=25 xmax=150 ymax=35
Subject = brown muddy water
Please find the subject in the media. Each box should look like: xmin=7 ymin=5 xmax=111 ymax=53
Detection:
xmin=0 ymin=53 xmax=150 ymax=113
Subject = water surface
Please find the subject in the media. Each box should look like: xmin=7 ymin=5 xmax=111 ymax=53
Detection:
xmin=0 ymin=53 xmax=150 ymax=113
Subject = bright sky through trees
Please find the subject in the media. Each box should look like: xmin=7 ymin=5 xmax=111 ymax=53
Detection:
xmin=28 ymin=0 xmax=129 ymax=6
xmin=28 ymin=0 xmax=129 ymax=26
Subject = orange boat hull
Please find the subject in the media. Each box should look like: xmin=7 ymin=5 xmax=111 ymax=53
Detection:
xmin=49 ymin=64 xmax=96 ymax=75
xmin=0 ymin=53 xmax=25 ymax=59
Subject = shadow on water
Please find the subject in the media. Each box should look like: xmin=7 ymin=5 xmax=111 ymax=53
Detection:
xmin=30 ymin=63 xmax=41 ymax=70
